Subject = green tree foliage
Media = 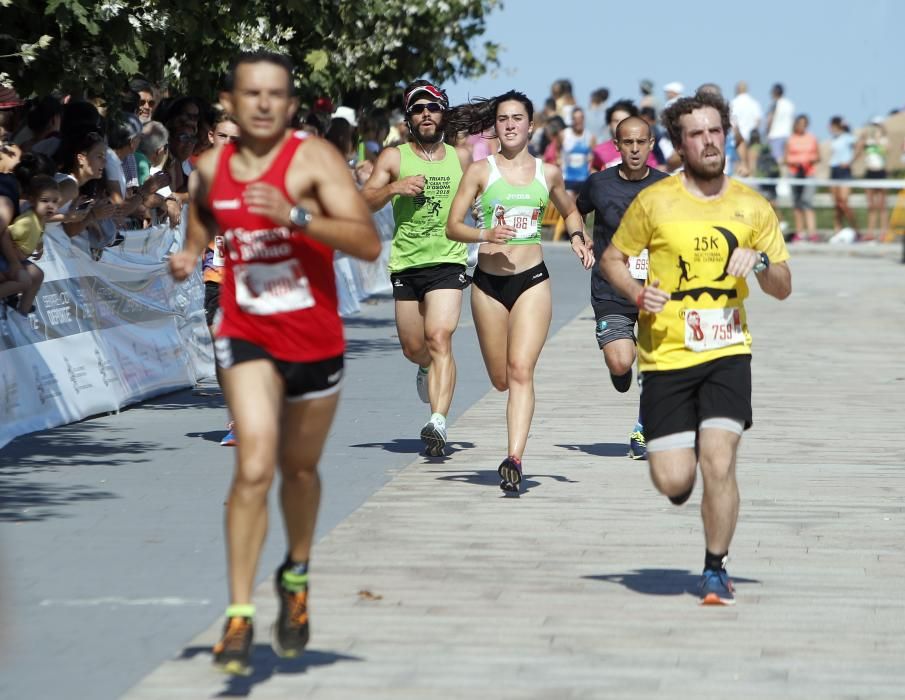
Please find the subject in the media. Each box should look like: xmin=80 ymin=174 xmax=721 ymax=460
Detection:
xmin=0 ymin=0 xmax=501 ymax=105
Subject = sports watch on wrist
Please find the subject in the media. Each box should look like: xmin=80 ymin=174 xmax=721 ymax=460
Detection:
xmin=289 ymin=205 xmax=312 ymax=228
xmin=753 ymin=252 xmax=770 ymax=274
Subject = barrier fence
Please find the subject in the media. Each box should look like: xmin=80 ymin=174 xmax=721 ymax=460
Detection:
xmin=0 ymin=204 xmax=399 ymax=450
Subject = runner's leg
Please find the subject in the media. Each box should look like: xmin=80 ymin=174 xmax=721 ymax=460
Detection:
xmin=505 ymin=281 xmax=552 ymax=459
xmin=395 ymin=299 xmax=431 ymax=368
xmin=421 ymin=288 xmax=462 ymax=416
xmin=602 ymin=337 xmax=635 ymax=385
xmin=647 ymin=448 xmax=697 ymax=501
xmin=471 ymin=284 xmax=510 ymax=392
xmin=220 ymin=359 xmax=284 ymax=605
xmin=277 ymin=392 xmax=340 ymax=563
xmin=697 ymin=427 xmax=741 ymax=554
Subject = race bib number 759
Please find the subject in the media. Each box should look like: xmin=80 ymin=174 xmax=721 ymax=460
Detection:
xmin=684 ymin=307 xmax=744 ymax=352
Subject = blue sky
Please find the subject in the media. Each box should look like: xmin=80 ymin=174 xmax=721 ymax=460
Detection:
xmin=447 ymin=0 xmax=904 ymax=138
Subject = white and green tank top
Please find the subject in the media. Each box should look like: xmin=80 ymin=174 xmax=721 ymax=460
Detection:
xmin=480 ymin=155 xmax=548 ymax=245
xmin=390 ymin=143 xmax=466 ymax=272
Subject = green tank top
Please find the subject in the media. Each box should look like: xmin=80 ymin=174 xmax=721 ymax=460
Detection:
xmin=390 ymin=143 xmax=466 ymax=272
xmin=480 ymin=156 xmax=548 ymax=245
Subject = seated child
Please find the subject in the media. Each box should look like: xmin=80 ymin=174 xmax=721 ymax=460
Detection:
xmin=6 ymin=174 xmax=60 ymax=314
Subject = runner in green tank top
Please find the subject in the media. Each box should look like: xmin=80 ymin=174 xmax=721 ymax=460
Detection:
xmin=446 ymin=90 xmax=595 ymax=495
xmin=363 ymin=80 xmax=472 ymax=456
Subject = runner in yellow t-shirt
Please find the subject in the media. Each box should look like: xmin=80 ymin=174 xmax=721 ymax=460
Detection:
xmin=601 ymin=91 xmax=792 ymax=606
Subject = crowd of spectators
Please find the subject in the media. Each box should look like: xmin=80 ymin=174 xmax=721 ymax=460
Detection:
xmin=1 ymin=74 xmax=903 ymax=318
xmin=530 ymin=78 xmax=904 ymax=242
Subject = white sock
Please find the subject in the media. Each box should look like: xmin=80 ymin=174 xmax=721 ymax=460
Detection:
xmin=430 ymin=412 xmax=446 ymax=428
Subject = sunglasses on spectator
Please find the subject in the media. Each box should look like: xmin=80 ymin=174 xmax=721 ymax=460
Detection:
xmin=139 ymin=99 xmax=155 ymax=107
xmin=408 ymin=102 xmax=444 ymax=116
xmin=176 ymin=134 xmax=198 ymax=143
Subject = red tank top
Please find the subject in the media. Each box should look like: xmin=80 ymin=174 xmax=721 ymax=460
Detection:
xmin=208 ymin=131 xmax=343 ymax=362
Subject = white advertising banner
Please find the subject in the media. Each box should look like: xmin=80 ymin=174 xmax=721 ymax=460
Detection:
xmin=0 ymin=221 xmax=213 ymax=449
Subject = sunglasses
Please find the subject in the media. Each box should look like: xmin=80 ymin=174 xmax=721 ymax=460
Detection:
xmin=139 ymin=99 xmax=156 ymax=107
xmin=408 ymin=102 xmax=444 ymax=116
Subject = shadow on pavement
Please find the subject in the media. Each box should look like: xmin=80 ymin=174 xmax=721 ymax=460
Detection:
xmin=584 ymin=568 xmax=761 ymax=596
xmin=187 ymin=430 xmax=229 ymax=444
xmin=344 ymin=337 xmax=400 ymax=359
xmin=0 ymin=479 xmax=117 ymax=522
xmin=556 ymin=442 xmax=629 ymax=458
xmin=436 ymin=470 xmax=576 ymax=494
xmin=178 ymin=645 xmax=362 ymax=697
xmin=342 ymin=315 xmax=397 ymax=329
xmin=350 ymin=439 xmax=476 ymax=456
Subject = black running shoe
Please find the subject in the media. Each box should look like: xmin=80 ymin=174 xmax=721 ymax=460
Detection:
xmin=272 ymin=569 xmax=310 ymax=658
xmin=212 ymin=616 xmax=253 ymax=676
xmin=498 ymin=456 xmax=522 ymax=494
xmin=610 ymin=369 xmax=632 ymax=393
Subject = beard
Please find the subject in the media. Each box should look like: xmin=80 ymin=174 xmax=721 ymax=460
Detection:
xmin=414 ymin=120 xmax=444 ymax=145
xmin=684 ymin=150 xmax=725 ymax=180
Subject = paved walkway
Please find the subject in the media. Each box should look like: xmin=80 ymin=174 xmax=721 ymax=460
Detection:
xmin=125 ymin=250 xmax=905 ymax=699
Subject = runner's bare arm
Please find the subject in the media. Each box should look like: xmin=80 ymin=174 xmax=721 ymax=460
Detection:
xmin=754 ymin=260 xmax=791 ymax=300
xmin=169 ymin=151 xmax=218 ymax=281
xmin=545 ymin=163 xmax=594 ymax=269
xmin=304 ymin=138 xmax=381 ymax=261
xmin=447 ymin=161 xmax=513 ymax=244
xmin=360 ymin=147 xmax=421 ymax=211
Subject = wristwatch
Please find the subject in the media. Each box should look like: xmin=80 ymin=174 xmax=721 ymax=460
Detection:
xmin=753 ymin=252 xmax=770 ymax=274
xmin=289 ymin=205 xmax=312 ymax=228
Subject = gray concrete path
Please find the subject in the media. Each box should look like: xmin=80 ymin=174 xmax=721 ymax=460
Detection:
xmin=0 ymin=245 xmax=593 ymax=700
xmin=122 ymin=248 xmax=905 ymax=699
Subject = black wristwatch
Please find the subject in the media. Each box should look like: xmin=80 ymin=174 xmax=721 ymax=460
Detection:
xmin=569 ymin=231 xmax=585 ymax=244
xmin=753 ymin=252 xmax=770 ymax=274
xmin=289 ymin=205 xmax=312 ymax=228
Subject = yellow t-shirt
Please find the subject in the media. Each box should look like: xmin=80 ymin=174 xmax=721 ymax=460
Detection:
xmin=612 ymin=176 xmax=789 ymax=372
xmin=8 ymin=210 xmax=44 ymax=257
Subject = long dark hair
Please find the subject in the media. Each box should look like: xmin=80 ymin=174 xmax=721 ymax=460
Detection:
xmin=56 ymin=131 xmax=105 ymax=175
xmin=445 ymin=90 xmax=533 ymax=142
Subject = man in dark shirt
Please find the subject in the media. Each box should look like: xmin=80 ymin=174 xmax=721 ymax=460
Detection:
xmin=577 ymin=116 xmax=668 ymax=459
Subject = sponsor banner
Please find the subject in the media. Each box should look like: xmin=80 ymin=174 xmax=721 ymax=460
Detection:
xmin=0 ymin=221 xmax=213 ymax=449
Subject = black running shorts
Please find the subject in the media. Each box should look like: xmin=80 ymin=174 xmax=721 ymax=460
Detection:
xmin=391 ymin=263 xmax=469 ymax=302
xmin=214 ymin=337 xmax=344 ymax=402
xmin=471 ymin=261 xmax=550 ymax=311
xmin=640 ymin=355 xmax=752 ymax=441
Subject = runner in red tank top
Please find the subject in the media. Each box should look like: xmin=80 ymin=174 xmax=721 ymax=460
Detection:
xmin=169 ymin=51 xmax=380 ymax=675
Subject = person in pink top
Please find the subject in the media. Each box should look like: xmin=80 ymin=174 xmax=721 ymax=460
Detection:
xmin=591 ymin=99 xmax=659 ymax=171
xmin=783 ymin=114 xmax=820 ymax=241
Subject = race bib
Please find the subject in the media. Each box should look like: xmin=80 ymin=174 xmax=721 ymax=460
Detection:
xmin=628 ymin=249 xmax=649 ymax=280
xmin=493 ymin=205 xmax=541 ymax=239
xmin=212 ymin=235 xmax=226 ymax=267
xmin=567 ymin=153 xmax=587 ymax=169
xmin=684 ymin=307 xmax=744 ymax=352
xmin=234 ymin=259 xmax=315 ymax=315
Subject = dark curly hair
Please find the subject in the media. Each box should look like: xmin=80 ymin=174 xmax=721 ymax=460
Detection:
xmin=661 ymin=92 xmax=731 ymax=149
xmin=444 ymin=90 xmax=533 ymax=142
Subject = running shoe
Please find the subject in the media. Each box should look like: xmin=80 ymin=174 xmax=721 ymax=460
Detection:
xmin=415 ymin=366 xmax=430 ymax=404
xmin=272 ymin=568 xmax=310 ymax=657
xmin=498 ymin=456 xmax=522 ymax=494
xmin=610 ymin=369 xmax=632 ymax=393
xmin=698 ymin=568 xmax=736 ymax=606
xmin=420 ymin=419 xmax=447 ymax=457
xmin=628 ymin=430 xmax=647 ymax=460
xmin=212 ymin=616 xmax=253 ymax=675
xmin=220 ymin=421 xmax=237 ymax=447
